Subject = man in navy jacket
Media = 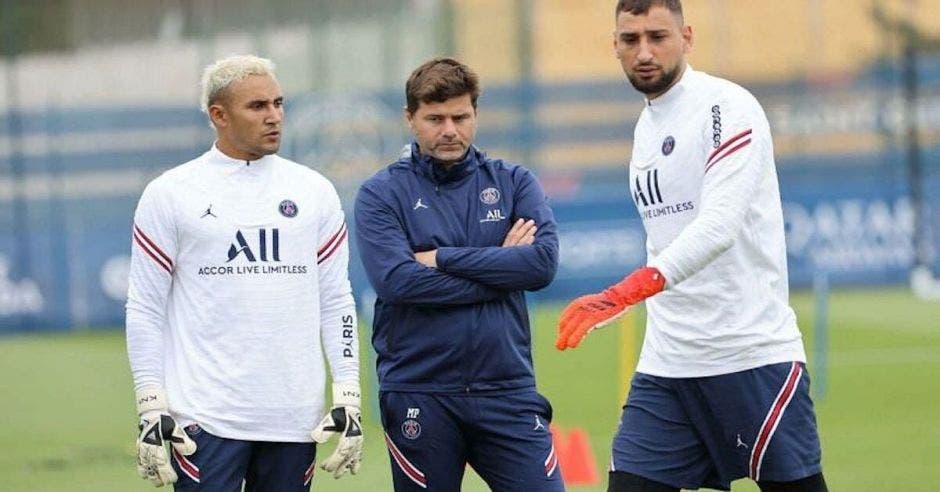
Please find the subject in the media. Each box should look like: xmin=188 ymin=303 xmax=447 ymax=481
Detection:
xmin=355 ymin=57 xmax=563 ymax=491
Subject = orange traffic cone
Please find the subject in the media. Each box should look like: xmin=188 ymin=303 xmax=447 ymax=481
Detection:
xmin=551 ymin=424 xmax=600 ymax=486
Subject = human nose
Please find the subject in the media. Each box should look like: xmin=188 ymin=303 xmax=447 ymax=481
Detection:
xmin=441 ymin=118 xmax=457 ymax=137
xmin=266 ymin=105 xmax=283 ymax=125
xmin=636 ymin=37 xmax=654 ymax=63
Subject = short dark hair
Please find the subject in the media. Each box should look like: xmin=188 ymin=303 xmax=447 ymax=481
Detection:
xmin=405 ymin=57 xmax=480 ymax=114
xmin=615 ymin=0 xmax=683 ymax=19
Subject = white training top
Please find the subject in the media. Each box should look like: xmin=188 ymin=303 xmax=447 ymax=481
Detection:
xmin=126 ymin=145 xmax=359 ymax=442
xmin=629 ymin=67 xmax=806 ymax=378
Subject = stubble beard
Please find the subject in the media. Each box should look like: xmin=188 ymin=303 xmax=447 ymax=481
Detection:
xmin=429 ymin=141 xmax=467 ymax=165
xmin=627 ymin=63 xmax=681 ymax=97
xmin=256 ymin=134 xmax=281 ymax=157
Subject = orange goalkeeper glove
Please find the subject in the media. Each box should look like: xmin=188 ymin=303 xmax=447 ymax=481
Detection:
xmin=555 ymin=267 xmax=666 ymax=350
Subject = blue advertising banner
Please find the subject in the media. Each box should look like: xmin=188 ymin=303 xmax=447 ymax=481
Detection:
xmin=2 ymin=74 xmax=939 ymax=333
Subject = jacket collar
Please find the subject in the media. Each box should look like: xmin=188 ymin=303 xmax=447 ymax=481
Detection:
xmin=406 ymin=141 xmax=482 ymax=185
xmin=646 ymin=64 xmax=694 ymax=112
xmin=208 ymin=142 xmax=276 ymax=167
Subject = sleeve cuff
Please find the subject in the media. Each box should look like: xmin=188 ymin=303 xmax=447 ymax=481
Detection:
xmin=647 ymin=258 xmax=676 ymax=289
xmin=332 ymin=381 xmax=361 ymax=408
xmin=135 ymin=385 xmax=168 ymax=415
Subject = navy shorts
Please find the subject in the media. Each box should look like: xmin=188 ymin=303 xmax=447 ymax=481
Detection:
xmin=170 ymin=424 xmax=317 ymax=492
xmin=611 ymin=361 xmax=822 ymax=490
xmin=380 ymin=390 xmax=565 ymax=491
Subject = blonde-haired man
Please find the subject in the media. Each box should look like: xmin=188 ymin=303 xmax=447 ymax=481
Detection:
xmin=126 ymin=54 xmax=363 ymax=491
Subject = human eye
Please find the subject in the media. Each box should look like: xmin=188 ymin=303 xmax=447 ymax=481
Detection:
xmin=273 ymin=97 xmax=284 ymax=108
xmin=620 ymin=34 xmax=638 ymax=45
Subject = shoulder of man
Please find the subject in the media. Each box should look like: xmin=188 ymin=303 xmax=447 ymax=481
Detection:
xmin=140 ymin=153 xmax=206 ymax=198
xmin=272 ymin=154 xmax=336 ymax=187
xmin=486 ymin=158 xmax=541 ymax=189
xmin=475 ymin=147 xmax=530 ymax=175
xmin=360 ymin=148 xmax=419 ymax=189
xmin=696 ymin=69 xmax=764 ymax=113
xmin=356 ymin=162 xmax=405 ymax=204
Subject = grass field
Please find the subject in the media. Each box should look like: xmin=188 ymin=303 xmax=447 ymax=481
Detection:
xmin=2 ymin=287 xmax=939 ymax=491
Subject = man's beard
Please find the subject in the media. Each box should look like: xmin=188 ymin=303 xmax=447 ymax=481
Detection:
xmin=627 ymin=64 xmax=681 ymax=96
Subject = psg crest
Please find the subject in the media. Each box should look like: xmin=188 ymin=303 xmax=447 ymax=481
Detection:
xmin=279 ymin=199 xmax=298 ymax=218
xmin=479 ymin=187 xmax=500 ymax=205
xmin=401 ymin=419 xmax=421 ymax=440
xmin=662 ymin=136 xmax=675 ymax=156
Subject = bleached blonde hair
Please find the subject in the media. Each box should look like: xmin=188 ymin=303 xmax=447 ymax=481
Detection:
xmin=200 ymin=54 xmax=277 ymax=116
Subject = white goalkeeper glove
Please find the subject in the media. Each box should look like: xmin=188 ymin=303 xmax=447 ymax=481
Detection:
xmin=135 ymin=386 xmax=197 ymax=487
xmin=311 ymin=382 xmax=363 ymax=478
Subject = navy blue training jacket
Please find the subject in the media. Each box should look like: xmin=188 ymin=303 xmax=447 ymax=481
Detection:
xmin=355 ymin=143 xmax=559 ymax=393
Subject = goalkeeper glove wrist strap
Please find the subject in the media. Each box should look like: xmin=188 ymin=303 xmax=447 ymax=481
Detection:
xmin=606 ymin=267 xmax=666 ymax=306
xmin=136 ymin=386 xmax=168 ymax=415
xmin=332 ymin=381 xmax=361 ymax=408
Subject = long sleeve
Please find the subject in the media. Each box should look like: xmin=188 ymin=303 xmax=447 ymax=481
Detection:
xmin=435 ymin=168 xmax=559 ymax=291
xmin=648 ymin=96 xmax=769 ymax=287
xmin=316 ymin=183 xmax=359 ymax=385
xmin=125 ymin=179 xmax=177 ymax=392
xmin=355 ymin=182 xmax=505 ymax=305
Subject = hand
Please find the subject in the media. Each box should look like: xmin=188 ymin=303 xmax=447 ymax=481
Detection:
xmin=134 ymin=387 xmax=197 ymax=487
xmin=555 ymin=293 xmax=632 ymax=351
xmin=311 ymin=382 xmax=363 ymax=478
xmin=502 ymin=218 xmax=537 ymax=247
xmin=555 ymin=267 xmax=665 ymax=350
xmin=414 ymin=250 xmax=437 ymax=268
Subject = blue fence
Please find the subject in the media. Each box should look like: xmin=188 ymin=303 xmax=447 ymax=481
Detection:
xmin=2 ymin=60 xmax=939 ymax=332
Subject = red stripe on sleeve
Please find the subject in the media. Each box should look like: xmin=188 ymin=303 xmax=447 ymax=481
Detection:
xmin=704 ymin=138 xmax=751 ymax=174
xmin=318 ymin=222 xmax=347 ymax=256
xmin=317 ymin=230 xmax=348 ymax=265
xmin=133 ymin=230 xmax=172 ymax=273
xmin=707 ymin=128 xmax=752 ymax=166
xmin=133 ymin=224 xmax=173 ymax=268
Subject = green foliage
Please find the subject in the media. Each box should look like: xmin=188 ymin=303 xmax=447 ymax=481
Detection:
xmin=2 ymin=288 xmax=939 ymax=491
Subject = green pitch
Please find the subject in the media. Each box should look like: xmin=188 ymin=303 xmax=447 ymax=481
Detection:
xmin=2 ymin=287 xmax=939 ymax=491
